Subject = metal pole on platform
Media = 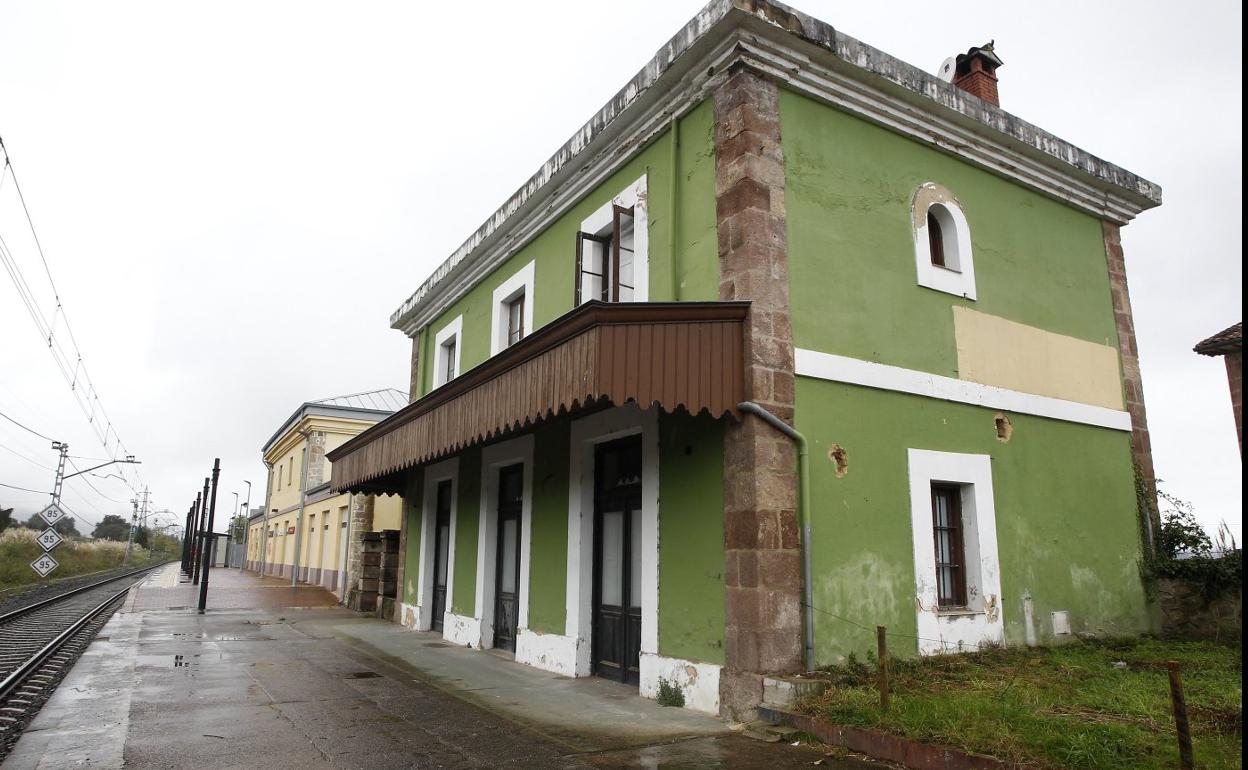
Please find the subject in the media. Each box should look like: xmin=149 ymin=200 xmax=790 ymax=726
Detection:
xmin=198 ymin=458 xmax=221 ymax=614
xmin=187 ymin=495 xmax=200 ymax=573
xmin=192 ymin=478 xmax=209 ymax=584
xmin=181 ymin=500 xmax=194 ymax=574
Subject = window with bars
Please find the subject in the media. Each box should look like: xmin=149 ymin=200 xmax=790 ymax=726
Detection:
xmin=575 ymin=205 xmax=635 ymax=304
xmin=931 ymin=484 xmax=968 ymax=608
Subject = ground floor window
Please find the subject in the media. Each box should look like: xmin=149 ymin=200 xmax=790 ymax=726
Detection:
xmin=931 ymin=483 xmax=968 ymax=608
xmin=907 ymin=449 xmax=1004 ymax=655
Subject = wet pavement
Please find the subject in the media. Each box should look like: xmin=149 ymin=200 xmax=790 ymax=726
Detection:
xmin=7 ymin=565 xmax=870 ymax=769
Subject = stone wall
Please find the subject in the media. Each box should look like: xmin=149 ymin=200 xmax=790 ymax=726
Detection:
xmin=1158 ymin=578 xmax=1242 ymax=641
xmin=714 ymin=65 xmax=803 ymax=722
xmin=345 ymin=493 xmax=375 ymax=611
xmin=1102 ymin=222 xmax=1160 ymax=553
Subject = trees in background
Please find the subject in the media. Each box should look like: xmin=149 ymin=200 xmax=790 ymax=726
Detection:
xmin=22 ymin=512 xmax=81 ymax=537
xmin=91 ymin=514 xmax=131 ymax=542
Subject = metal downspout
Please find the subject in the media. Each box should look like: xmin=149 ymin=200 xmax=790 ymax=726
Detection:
xmin=738 ymin=401 xmax=815 ymax=673
xmin=291 ymin=441 xmax=309 ymax=587
xmin=667 ymin=114 xmax=681 ymax=301
xmin=258 ymin=461 xmax=273 ymax=577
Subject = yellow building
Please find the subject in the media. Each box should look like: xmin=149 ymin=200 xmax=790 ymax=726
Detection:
xmin=246 ymin=389 xmax=406 ymax=601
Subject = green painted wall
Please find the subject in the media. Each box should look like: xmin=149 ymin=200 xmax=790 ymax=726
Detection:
xmin=416 ymin=99 xmax=720 ymax=396
xmin=795 ymin=377 xmax=1152 ymax=662
xmin=451 ymin=447 xmax=482 ymax=616
xmin=528 ymin=421 xmax=571 ymax=634
xmin=658 ymin=411 xmax=726 ymax=665
xmin=401 ymin=470 xmax=423 ymax=605
xmin=780 ymin=90 xmax=1120 ymax=378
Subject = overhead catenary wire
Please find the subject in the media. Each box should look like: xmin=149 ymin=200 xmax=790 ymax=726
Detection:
xmin=0 ymin=480 xmax=47 ymax=494
xmin=0 ymin=133 xmax=149 ymax=496
xmin=0 ymin=438 xmax=56 ymax=471
xmin=0 ymin=406 xmax=56 ymax=443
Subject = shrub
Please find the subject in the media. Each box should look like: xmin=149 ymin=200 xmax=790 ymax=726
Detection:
xmin=656 ymin=677 xmax=685 ymax=707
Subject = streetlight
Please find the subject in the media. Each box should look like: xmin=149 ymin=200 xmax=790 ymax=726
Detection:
xmin=240 ymin=480 xmax=252 ymax=571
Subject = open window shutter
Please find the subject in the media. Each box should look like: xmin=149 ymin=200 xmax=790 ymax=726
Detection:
xmin=575 ymin=230 xmax=585 ymax=305
xmin=575 ymin=231 xmax=610 ymax=304
xmin=610 ymin=207 xmax=623 ymax=303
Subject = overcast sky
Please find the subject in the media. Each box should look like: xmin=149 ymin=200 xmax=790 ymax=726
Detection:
xmin=0 ymin=0 xmax=1241 ymax=543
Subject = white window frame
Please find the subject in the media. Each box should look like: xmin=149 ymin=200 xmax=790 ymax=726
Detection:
xmin=433 ymin=314 xmax=463 ymax=386
xmin=912 ymin=183 xmax=976 ymax=300
xmin=577 ymin=175 xmax=649 ymax=305
xmin=907 ymin=449 xmax=1003 ymax=655
xmin=490 ymin=260 xmax=535 ymax=356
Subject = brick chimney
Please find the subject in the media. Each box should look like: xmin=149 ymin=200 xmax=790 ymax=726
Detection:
xmin=951 ymin=42 xmax=1003 ymax=107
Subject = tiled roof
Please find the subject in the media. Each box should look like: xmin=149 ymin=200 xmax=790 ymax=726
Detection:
xmin=311 ymin=388 xmax=409 ymax=412
xmin=1194 ymin=323 xmax=1242 ymax=356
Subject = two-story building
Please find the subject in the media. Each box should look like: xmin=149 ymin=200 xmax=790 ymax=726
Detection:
xmin=250 ymin=389 xmax=407 ymax=605
xmin=327 ymin=0 xmax=1162 ymax=719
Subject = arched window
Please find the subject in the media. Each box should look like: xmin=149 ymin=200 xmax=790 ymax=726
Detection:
xmin=927 ymin=210 xmax=946 ymax=267
xmin=913 ymin=185 xmax=976 ymax=299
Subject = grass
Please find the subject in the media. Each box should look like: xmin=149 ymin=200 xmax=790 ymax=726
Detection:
xmin=0 ymin=527 xmax=170 ymax=592
xmin=800 ymin=637 xmax=1242 ymax=770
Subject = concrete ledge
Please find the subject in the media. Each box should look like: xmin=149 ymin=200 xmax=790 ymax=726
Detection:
xmin=762 ymin=676 xmax=829 ymax=708
xmin=758 ymin=706 xmax=1009 ymax=770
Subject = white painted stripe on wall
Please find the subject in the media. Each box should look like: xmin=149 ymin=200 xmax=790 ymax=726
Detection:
xmin=794 ymin=348 xmax=1133 ymax=432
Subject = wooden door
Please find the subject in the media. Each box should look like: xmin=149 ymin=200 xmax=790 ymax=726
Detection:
xmin=592 ymin=435 xmax=642 ymax=686
xmin=493 ymin=465 xmax=523 ymax=652
xmin=431 ymin=480 xmax=452 ymax=632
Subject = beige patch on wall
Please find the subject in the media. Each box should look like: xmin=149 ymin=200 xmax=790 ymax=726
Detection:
xmin=954 ymin=307 xmax=1123 ymax=410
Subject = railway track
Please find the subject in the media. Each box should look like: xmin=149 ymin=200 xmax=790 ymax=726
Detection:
xmin=0 ymin=563 xmax=166 ymax=759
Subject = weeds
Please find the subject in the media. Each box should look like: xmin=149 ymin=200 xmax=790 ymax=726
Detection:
xmin=656 ymin=677 xmax=685 ymax=708
xmin=801 ymin=638 xmax=1241 ymax=770
xmin=0 ymin=528 xmax=168 ymax=591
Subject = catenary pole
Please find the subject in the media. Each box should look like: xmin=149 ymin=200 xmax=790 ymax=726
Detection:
xmin=197 ymin=459 xmax=221 ymax=614
xmin=192 ymin=478 xmax=209 ymax=584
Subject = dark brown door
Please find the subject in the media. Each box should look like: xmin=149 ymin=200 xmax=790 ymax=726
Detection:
xmin=493 ymin=464 xmax=523 ymax=652
xmin=592 ymin=435 xmax=642 ymax=686
xmin=431 ymin=479 xmax=452 ymax=632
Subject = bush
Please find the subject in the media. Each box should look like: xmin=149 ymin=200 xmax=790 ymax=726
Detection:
xmin=656 ymin=677 xmax=685 ymax=707
xmin=0 ymin=528 xmax=163 ymax=591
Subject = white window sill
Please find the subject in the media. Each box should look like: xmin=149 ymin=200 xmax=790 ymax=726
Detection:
xmin=936 ymin=607 xmax=984 ymax=618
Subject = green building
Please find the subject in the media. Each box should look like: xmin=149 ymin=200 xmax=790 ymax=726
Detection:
xmin=329 ymin=0 xmax=1162 ymax=719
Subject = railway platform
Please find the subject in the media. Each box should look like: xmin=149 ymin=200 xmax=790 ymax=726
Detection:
xmin=5 ymin=564 xmax=864 ymax=769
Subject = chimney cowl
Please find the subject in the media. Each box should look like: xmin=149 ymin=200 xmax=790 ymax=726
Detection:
xmin=951 ymin=41 xmax=1004 ymax=107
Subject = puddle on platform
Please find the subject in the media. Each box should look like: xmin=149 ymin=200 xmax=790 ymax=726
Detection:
xmin=136 ymin=654 xmax=202 ymax=671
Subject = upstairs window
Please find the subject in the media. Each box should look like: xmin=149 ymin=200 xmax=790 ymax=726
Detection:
xmin=490 ymin=261 xmax=534 ymax=355
xmin=912 ymin=184 xmax=976 ymax=299
xmin=434 ymin=315 xmax=463 ymax=386
xmin=576 ymin=205 xmax=635 ymax=303
xmin=442 ymin=337 xmax=458 ymax=381
xmin=927 ymin=210 xmax=946 ymax=267
xmin=574 ymin=176 xmax=649 ymax=306
xmin=506 ymin=294 xmax=525 ymax=347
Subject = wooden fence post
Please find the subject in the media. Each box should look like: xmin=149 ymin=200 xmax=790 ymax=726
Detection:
xmin=877 ymin=625 xmax=890 ymax=712
xmin=1167 ymin=660 xmax=1194 ymax=770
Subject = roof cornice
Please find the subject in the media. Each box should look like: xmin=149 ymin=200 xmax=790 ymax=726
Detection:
xmin=260 ymin=402 xmax=401 ymax=458
xmin=390 ymin=0 xmax=1161 ymax=336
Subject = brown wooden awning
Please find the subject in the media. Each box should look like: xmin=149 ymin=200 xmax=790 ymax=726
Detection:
xmin=328 ymin=301 xmax=748 ymax=494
